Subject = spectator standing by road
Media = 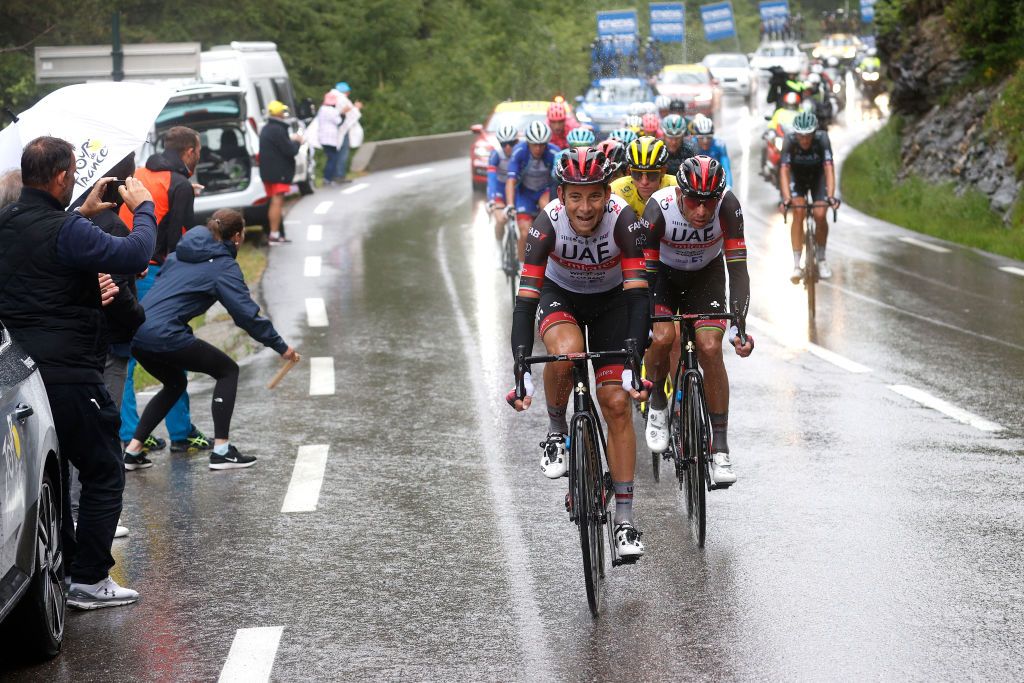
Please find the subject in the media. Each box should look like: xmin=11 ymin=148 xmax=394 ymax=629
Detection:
xmin=331 ymin=82 xmax=363 ymax=185
xmin=0 ymin=136 xmax=156 ymax=608
xmin=118 ymin=126 xmax=211 ymax=456
xmin=259 ymin=100 xmax=303 ymax=244
xmin=316 ymin=91 xmax=344 ymax=186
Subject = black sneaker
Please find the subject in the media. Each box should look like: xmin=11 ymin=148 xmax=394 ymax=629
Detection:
xmin=170 ymin=427 xmax=211 ymax=453
xmin=209 ymin=445 xmax=257 ymax=470
xmin=123 ymin=451 xmax=152 ymax=471
xmin=142 ymin=434 xmax=166 ymax=453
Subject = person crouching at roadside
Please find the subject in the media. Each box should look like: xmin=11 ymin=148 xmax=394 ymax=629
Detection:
xmin=122 ymin=209 xmax=298 ymax=470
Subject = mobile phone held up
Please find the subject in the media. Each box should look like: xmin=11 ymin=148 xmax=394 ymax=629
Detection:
xmin=102 ymin=180 xmax=127 ymax=204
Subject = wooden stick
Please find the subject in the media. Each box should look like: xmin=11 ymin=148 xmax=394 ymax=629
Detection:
xmin=267 ymin=355 xmax=301 ymax=390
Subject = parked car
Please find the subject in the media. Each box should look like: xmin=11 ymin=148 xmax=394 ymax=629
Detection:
xmin=574 ymin=78 xmax=655 ymax=136
xmin=702 ymin=53 xmax=754 ymax=100
xmin=0 ymin=321 xmax=64 ymax=660
xmin=655 ymin=64 xmax=722 ymax=120
xmin=470 ymin=100 xmax=554 ymax=191
xmin=749 ymin=41 xmax=809 ymax=76
xmin=812 ymin=33 xmax=863 ymax=65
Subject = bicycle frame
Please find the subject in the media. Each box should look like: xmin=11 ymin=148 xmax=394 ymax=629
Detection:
xmin=785 ymin=199 xmax=837 ymax=325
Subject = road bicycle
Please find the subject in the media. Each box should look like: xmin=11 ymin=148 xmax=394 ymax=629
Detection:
xmin=784 ymin=199 xmax=838 ymax=323
xmin=513 ymin=339 xmax=642 ymax=617
xmin=649 ymin=312 xmax=744 ymax=548
xmin=500 ymin=214 xmax=519 ymax=307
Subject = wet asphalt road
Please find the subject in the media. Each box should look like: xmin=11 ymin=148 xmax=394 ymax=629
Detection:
xmin=3 ymin=82 xmax=1024 ymax=680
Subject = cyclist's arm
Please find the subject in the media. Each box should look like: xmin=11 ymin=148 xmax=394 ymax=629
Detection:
xmin=641 ymin=198 xmax=666 ymax=284
xmin=716 ymin=141 xmax=734 ymax=187
xmin=613 ymin=205 xmax=651 ymax=345
xmin=720 ymin=192 xmax=750 ymax=323
xmin=505 ymin=146 xmax=523 ymax=208
xmin=822 ymin=134 xmax=836 ymax=198
xmin=487 ymin=150 xmax=501 ymax=200
xmin=510 ymin=211 xmax=555 ymax=360
xmin=779 ymin=137 xmax=793 ymax=203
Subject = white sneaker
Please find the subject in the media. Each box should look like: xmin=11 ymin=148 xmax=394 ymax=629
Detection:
xmin=817 ymin=260 xmax=833 ymax=279
xmin=67 ymin=576 xmax=139 ymax=610
xmin=539 ymin=433 xmax=567 ymax=479
xmin=614 ymin=522 xmax=645 ymax=558
xmin=711 ymin=452 xmax=737 ymax=486
xmin=790 ymin=266 xmax=804 ymax=284
xmin=645 ymin=406 xmax=669 ymax=452
xmin=114 ymin=525 xmax=129 ymax=539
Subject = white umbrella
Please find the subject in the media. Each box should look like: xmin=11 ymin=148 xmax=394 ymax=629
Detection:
xmin=0 ymin=81 xmax=171 ymax=205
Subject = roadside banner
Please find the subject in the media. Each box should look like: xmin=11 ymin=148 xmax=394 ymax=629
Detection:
xmin=597 ymin=9 xmax=640 ymax=55
xmin=758 ymin=0 xmax=789 ymax=22
xmin=700 ymin=1 xmax=737 ymax=42
xmin=860 ymin=0 xmax=876 ymax=22
xmin=650 ymin=3 xmax=686 ymax=43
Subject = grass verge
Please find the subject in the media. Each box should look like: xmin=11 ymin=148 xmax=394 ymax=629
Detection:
xmin=841 ymin=117 xmax=1024 ymax=260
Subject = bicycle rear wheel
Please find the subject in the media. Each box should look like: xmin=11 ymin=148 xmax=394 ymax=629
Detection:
xmin=572 ymin=415 xmax=605 ymax=616
xmin=804 ymin=214 xmax=817 ymax=323
xmin=683 ymin=373 xmax=707 ymax=547
xmin=502 ymin=220 xmax=519 ymax=306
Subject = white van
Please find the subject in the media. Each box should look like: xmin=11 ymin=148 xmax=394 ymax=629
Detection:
xmin=200 ymin=41 xmax=316 ymax=194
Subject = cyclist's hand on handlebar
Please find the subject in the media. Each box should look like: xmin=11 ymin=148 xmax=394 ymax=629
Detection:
xmin=486 ymin=200 xmax=496 ymax=212
xmin=778 ymin=200 xmax=789 ymax=215
xmin=504 ymin=205 xmax=517 ymax=220
xmin=619 ymin=368 xmax=653 ymax=402
xmin=728 ymin=325 xmax=755 ymax=357
xmin=828 ymin=196 xmax=842 ymax=209
xmin=505 ymin=371 xmax=534 ymax=411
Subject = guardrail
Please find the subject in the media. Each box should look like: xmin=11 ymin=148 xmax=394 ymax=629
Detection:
xmin=349 ymin=130 xmax=474 ymax=174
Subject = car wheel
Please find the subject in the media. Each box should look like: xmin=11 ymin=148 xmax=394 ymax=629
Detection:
xmin=9 ymin=466 xmax=65 ymax=660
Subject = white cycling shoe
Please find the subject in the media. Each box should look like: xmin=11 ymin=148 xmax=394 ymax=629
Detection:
xmin=645 ymin=406 xmax=670 ymax=452
xmin=790 ymin=266 xmax=804 ymax=284
xmin=817 ymin=260 xmax=833 ymax=279
xmin=539 ymin=433 xmax=567 ymax=479
xmin=614 ymin=522 xmax=645 ymax=559
xmin=711 ymin=451 xmax=737 ymax=486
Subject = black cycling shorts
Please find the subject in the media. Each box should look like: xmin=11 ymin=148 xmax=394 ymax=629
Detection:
xmin=536 ymin=281 xmax=628 ymax=384
xmin=651 ymin=254 xmax=728 ymax=332
xmin=789 ymin=172 xmax=827 ymax=202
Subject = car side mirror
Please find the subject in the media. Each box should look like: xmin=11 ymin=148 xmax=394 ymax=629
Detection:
xmin=470 ymin=124 xmax=483 ymax=134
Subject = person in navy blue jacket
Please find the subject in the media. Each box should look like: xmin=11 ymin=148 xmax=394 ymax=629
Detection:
xmin=122 ymin=209 xmax=297 ymax=472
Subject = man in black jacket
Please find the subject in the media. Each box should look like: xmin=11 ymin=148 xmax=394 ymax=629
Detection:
xmin=0 ymin=136 xmax=156 ymax=609
xmin=259 ymin=100 xmax=302 ymax=243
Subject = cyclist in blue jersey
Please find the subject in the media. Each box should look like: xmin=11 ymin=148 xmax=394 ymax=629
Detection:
xmin=689 ymin=115 xmax=733 ymax=187
xmin=487 ymin=124 xmax=520 ymax=241
xmin=505 ymin=121 xmax=559 ymax=261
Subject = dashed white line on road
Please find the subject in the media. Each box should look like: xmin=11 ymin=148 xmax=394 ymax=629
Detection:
xmin=888 ymin=384 xmax=1004 ymax=433
xmin=306 ymin=224 xmax=322 ymax=241
xmin=899 ymin=236 xmax=951 ymax=253
xmin=305 ymin=298 xmax=328 ymax=327
xmin=313 ymin=200 xmax=333 ymax=215
xmin=999 ymin=266 xmax=1024 ymax=277
xmin=309 ymin=357 xmax=335 ymax=396
xmin=281 ymin=445 xmax=330 ymax=513
xmin=217 ymin=626 xmax=283 ymax=683
xmin=746 ymin=315 xmax=871 ymax=373
xmin=341 ymin=182 xmax=369 ymax=195
xmin=303 ymin=256 xmax=321 ymax=277
xmin=394 ymin=167 xmax=433 ymax=179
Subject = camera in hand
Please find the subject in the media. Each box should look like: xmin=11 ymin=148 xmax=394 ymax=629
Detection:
xmin=102 ymin=180 xmax=127 ymax=204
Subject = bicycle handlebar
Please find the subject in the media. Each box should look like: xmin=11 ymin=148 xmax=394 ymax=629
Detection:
xmin=650 ymin=312 xmax=747 ymax=346
xmin=782 ymin=199 xmax=839 ymax=223
xmin=513 ymin=339 xmax=643 ymax=401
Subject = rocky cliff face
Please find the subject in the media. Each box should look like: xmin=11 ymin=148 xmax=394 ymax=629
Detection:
xmin=881 ymin=13 xmax=1019 ymax=220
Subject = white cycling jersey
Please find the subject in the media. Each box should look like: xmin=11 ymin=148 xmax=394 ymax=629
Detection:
xmin=648 ymin=186 xmax=731 ymax=272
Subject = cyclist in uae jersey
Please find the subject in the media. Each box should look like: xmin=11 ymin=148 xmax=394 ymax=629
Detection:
xmin=507 ymin=147 xmax=651 ymax=559
xmin=611 ymin=136 xmax=677 ymax=217
xmin=779 ymin=110 xmax=839 ymax=282
xmin=487 ymin=124 xmax=520 ymax=241
xmin=506 ymin=121 xmax=560 ymax=261
xmin=641 ymin=155 xmax=754 ymax=485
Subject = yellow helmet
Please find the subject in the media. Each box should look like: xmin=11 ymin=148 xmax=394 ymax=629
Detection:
xmin=626 ymin=136 xmax=668 ymax=171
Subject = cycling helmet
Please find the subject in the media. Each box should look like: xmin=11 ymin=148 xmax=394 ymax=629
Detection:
xmin=641 ymin=102 xmax=658 ymax=115
xmin=655 ymin=94 xmax=672 ymax=111
xmin=668 ymin=98 xmax=688 ymax=113
xmin=662 ymin=114 xmax=687 ymax=138
xmin=609 ymin=128 xmax=639 ymax=146
xmin=827 ymin=57 xmax=840 ymax=68
xmin=495 ymin=124 xmax=519 ymax=145
xmin=690 ymin=114 xmax=714 ymax=136
xmin=525 ymin=120 xmax=552 ymax=144
xmin=555 ymin=147 xmax=612 ymax=185
xmin=782 ymin=92 xmax=801 ymax=109
xmin=628 ymin=102 xmax=647 ymax=117
xmin=596 ymin=139 xmax=627 ymax=172
xmin=566 ymin=127 xmax=596 ymax=148
xmin=641 ymin=113 xmax=661 ymax=135
xmin=626 ymin=136 xmax=668 ymax=170
xmin=806 ymin=72 xmax=822 ymax=86
xmin=547 ymin=101 xmax=567 ymax=122
xmin=792 ymin=110 xmax=818 ymax=134
xmin=676 ymin=155 xmax=727 ymax=199
xmin=624 ymin=114 xmax=644 ymax=133
xmin=867 ymin=47 xmax=878 ymax=57
xmin=811 ymin=63 xmax=824 ymax=74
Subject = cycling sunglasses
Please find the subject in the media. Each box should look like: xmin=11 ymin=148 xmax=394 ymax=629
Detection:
xmin=630 ymin=170 xmax=664 ymax=183
xmin=682 ymin=194 xmax=721 ymax=210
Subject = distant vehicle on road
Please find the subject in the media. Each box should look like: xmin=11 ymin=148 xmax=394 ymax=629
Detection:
xmin=574 ymin=78 xmax=655 ymax=136
xmin=812 ymin=33 xmax=863 ymax=65
xmin=701 ymin=53 xmax=754 ymax=100
xmin=0 ymin=322 xmax=64 ymax=660
xmin=655 ymin=64 xmax=722 ymax=120
xmin=470 ymin=101 xmax=558 ymax=191
xmin=749 ymin=41 xmax=809 ymax=76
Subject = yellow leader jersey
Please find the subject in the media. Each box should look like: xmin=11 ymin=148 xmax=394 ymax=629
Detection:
xmin=611 ymin=174 xmax=678 ymax=216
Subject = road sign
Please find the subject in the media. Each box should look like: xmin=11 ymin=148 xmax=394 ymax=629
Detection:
xmin=597 ymin=9 xmax=639 ymax=37
xmin=701 ymin=1 xmax=737 ymax=42
xmin=35 ymin=43 xmax=200 ymax=85
xmin=759 ymin=0 xmax=789 ymax=22
xmin=650 ymin=3 xmax=686 ymax=43
xmin=860 ymin=0 xmax=876 ymax=23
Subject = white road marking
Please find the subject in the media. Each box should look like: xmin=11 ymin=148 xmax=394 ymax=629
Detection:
xmin=306 ymin=224 xmax=322 ymax=241
xmin=436 ymin=226 xmax=552 ymax=672
xmin=217 ymin=627 xmax=283 ymax=683
xmin=313 ymin=200 xmax=333 ymax=215
xmin=899 ymin=236 xmax=951 ymax=253
xmin=341 ymin=182 xmax=369 ymax=195
xmin=807 ymin=344 xmax=871 ymax=374
xmin=305 ymin=298 xmax=328 ymax=327
xmin=281 ymin=445 xmax=330 ymax=513
xmin=746 ymin=315 xmax=871 ymax=373
xmin=394 ymin=167 xmax=433 ymax=179
xmin=303 ymin=256 xmax=321 ymax=277
xmin=888 ymin=385 xmax=1004 ymax=433
xmin=999 ymin=266 xmax=1024 ymax=277
xmin=309 ymin=357 xmax=335 ymax=396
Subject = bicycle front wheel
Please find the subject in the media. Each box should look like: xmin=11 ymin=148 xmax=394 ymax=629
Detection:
xmin=804 ymin=215 xmax=817 ymax=323
xmin=572 ymin=415 xmax=605 ymax=616
xmin=682 ymin=373 xmax=707 ymax=547
xmin=502 ymin=220 xmax=519 ymax=306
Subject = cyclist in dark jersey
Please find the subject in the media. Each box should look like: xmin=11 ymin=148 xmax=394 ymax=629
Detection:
xmin=779 ymin=110 xmax=839 ymax=282
xmin=661 ymin=114 xmax=697 ymax=176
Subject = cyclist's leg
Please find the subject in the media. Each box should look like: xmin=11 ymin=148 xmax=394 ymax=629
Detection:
xmin=536 ymin=283 xmax=583 ymax=478
xmin=489 ymin=195 xmax=507 ymax=241
xmin=810 ymin=173 xmax=829 ymax=248
xmin=790 ymin=184 xmax=808 ymax=254
xmin=645 ymin=264 xmax=683 ymax=411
